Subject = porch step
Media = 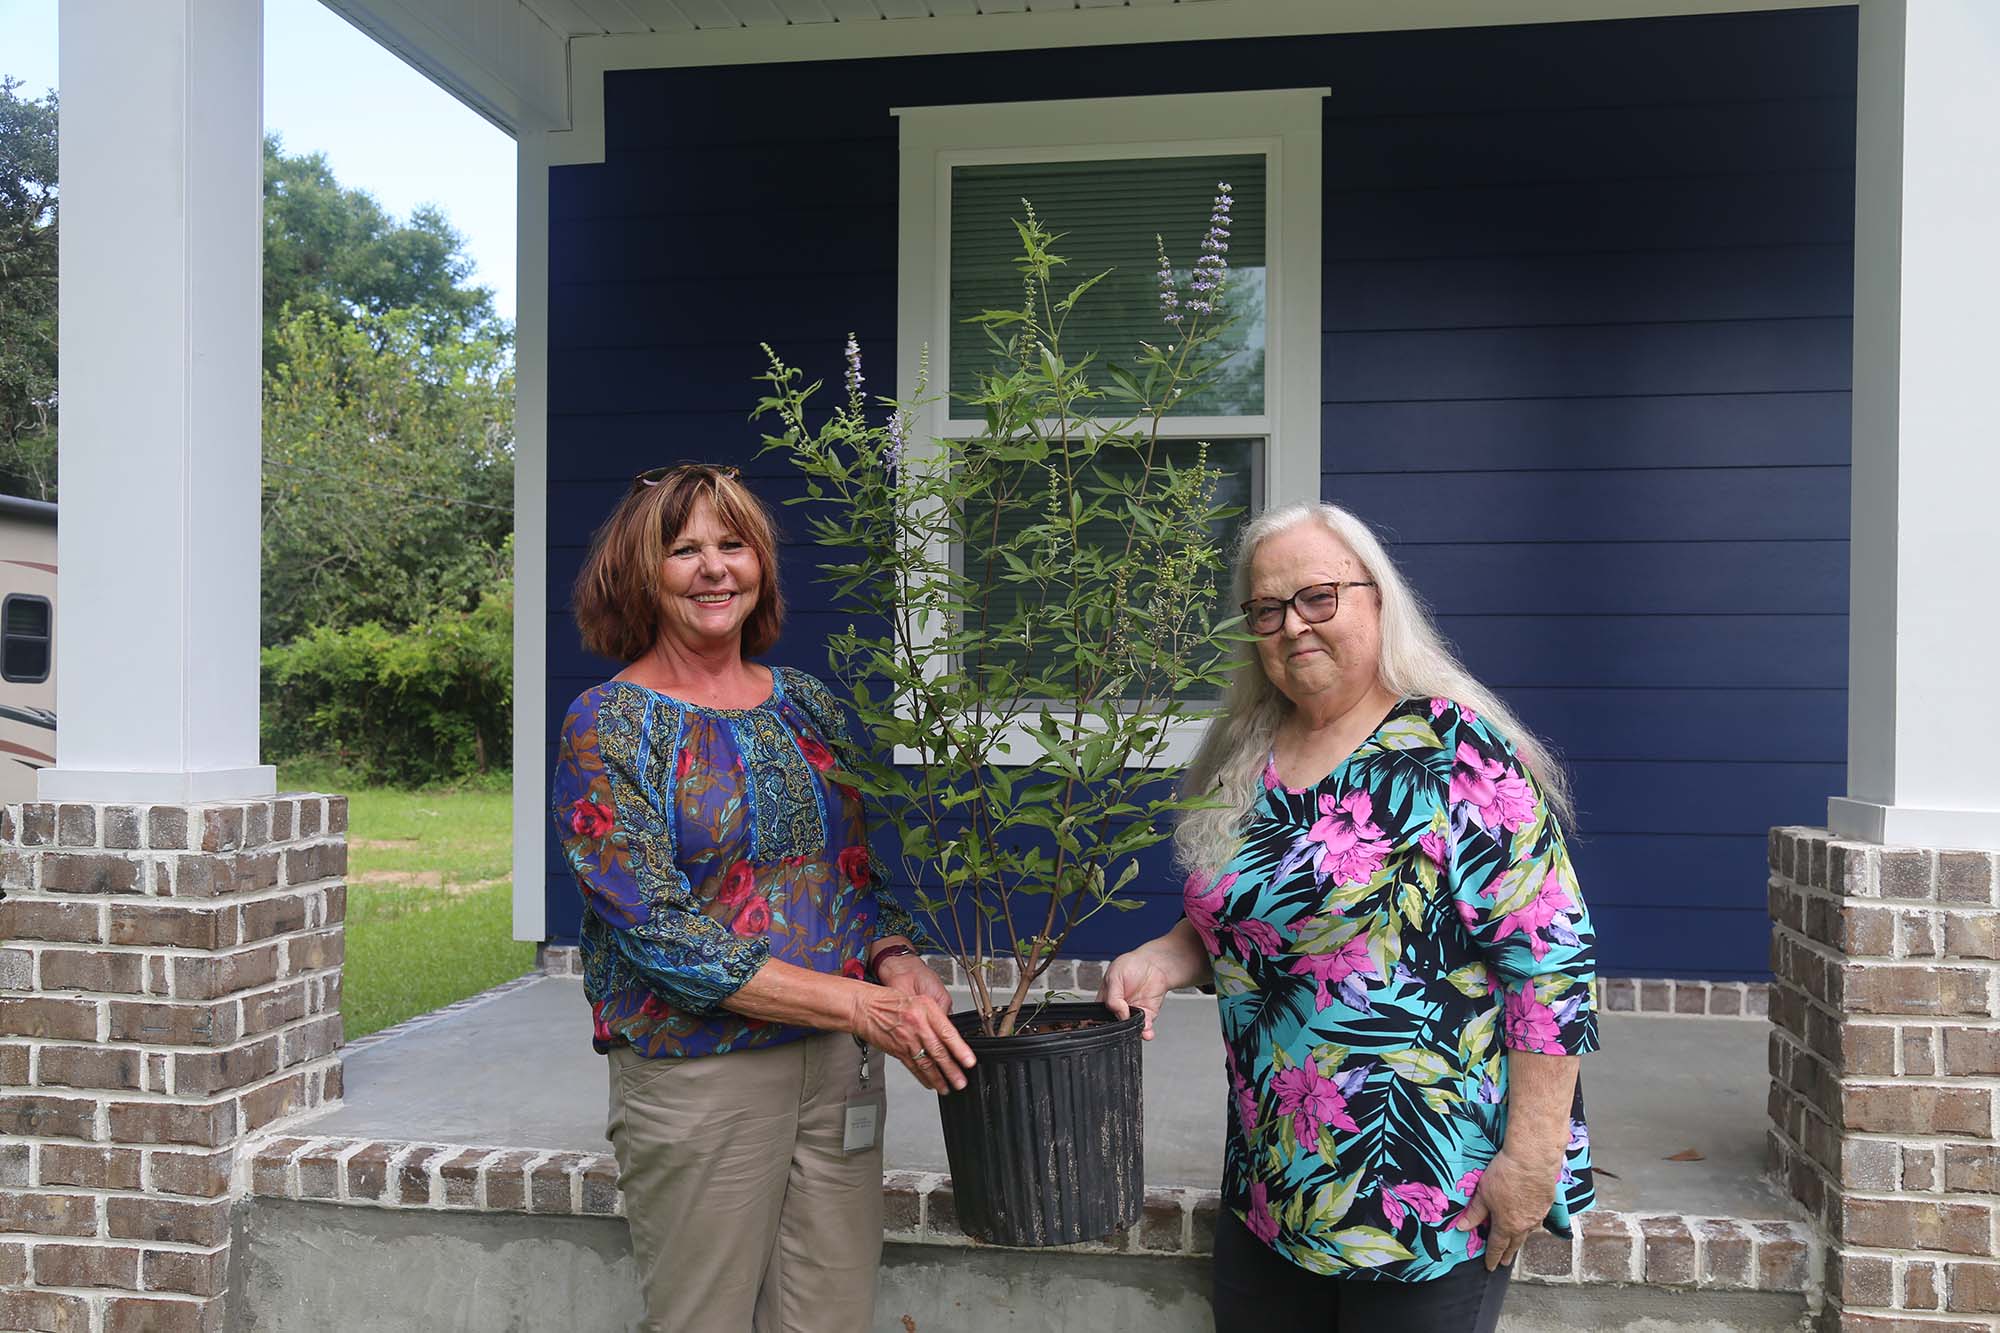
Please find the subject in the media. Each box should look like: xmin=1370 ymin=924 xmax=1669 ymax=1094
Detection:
xmin=235 ymin=1131 xmax=1817 ymax=1330
xmin=229 ymin=1194 xmax=1813 ymax=1333
xmin=880 ymin=1246 xmax=1812 ymax=1333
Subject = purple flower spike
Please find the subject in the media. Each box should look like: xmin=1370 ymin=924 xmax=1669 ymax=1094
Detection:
xmin=843 ymin=333 xmax=864 ymax=399
xmin=1180 ymin=181 xmax=1235 ymax=318
xmin=884 ymin=410 xmax=905 ymax=477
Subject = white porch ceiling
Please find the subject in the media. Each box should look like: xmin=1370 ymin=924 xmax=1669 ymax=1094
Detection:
xmin=527 ymin=0 xmax=1209 ymax=36
xmin=323 ymin=0 xmax=1851 ymax=140
xmin=320 ymin=0 xmax=1219 ymax=134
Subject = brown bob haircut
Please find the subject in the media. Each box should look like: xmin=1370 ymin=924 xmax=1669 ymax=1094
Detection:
xmin=571 ymin=464 xmax=785 ymax=663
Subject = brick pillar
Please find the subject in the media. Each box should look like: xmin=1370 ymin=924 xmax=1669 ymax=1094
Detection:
xmin=0 ymin=797 xmax=346 ymax=1333
xmin=1767 ymin=826 xmax=2000 ymax=1331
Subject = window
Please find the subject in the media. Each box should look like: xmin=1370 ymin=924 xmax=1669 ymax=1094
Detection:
xmin=3 ymin=595 xmax=50 ymax=684
xmin=895 ymin=89 xmax=1325 ymax=762
xmin=947 ymin=154 xmax=1270 ymax=417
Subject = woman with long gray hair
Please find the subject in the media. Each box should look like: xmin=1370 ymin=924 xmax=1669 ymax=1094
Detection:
xmin=1099 ymin=502 xmax=1600 ymax=1333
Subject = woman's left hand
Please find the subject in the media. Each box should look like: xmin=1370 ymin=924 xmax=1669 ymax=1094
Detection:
xmin=872 ymin=949 xmax=954 ymax=1014
xmin=1454 ymin=1148 xmax=1557 ymax=1271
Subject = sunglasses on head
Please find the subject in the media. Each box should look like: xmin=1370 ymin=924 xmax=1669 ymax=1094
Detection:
xmin=631 ymin=462 xmax=741 ymax=492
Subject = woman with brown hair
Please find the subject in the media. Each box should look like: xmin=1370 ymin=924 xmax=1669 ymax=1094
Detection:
xmin=551 ymin=463 xmax=974 ymax=1333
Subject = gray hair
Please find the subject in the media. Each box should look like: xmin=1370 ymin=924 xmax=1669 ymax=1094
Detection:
xmin=1174 ymin=501 xmax=1575 ymax=879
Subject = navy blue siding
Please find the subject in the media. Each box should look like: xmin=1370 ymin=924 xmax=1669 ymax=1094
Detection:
xmin=544 ymin=8 xmax=1856 ymax=980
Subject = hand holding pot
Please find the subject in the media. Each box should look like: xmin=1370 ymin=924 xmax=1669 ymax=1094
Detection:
xmin=850 ymin=985 xmax=975 ymax=1094
xmin=873 ymin=949 xmax=955 ymax=1014
xmin=1099 ymin=922 xmax=1209 ymax=1041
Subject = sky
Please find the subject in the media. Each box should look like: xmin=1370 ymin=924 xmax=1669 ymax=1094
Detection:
xmin=0 ymin=0 xmax=518 ymax=322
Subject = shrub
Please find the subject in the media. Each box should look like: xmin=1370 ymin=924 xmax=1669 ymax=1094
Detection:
xmin=757 ymin=188 xmax=1247 ymax=1035
xmin=262 ymin=576 xmax=512 ymax=788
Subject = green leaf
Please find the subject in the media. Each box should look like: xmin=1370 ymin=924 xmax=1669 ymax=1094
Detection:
xmin=1331 ymin=1227 xmax=1416 ymax=1269
xmin=1055 ymin=270 xmax=1110 ymax=313
xmin=1445 ymin=962 xmax=1491 ymax=998
xmin=1210 ymin=956 xmax=1255 ymax=994
xmin=1292 ymin=914 xmax=1365 ymax=956
xmin=1308 ymin=1171 xmax=1366 ymax=1234
xmin=1536 ymin=975 xmax=1577 ymax=1004
xmin=1485 ymin=858 xmax=1545 ymax=920
xmin=1457 ymin=1006 xmax=1497 ymax=1068
xmin=1397 ymin=881 xmax=1426 ymax=931
xmin=1510 ymin=796 xmax=1550 ymax=863
xmin=1382 ymin=1049 xmax=1452 ymax=1085
xmin=1373 ymin=717 xmax=1444 ymax=752
xmin=1310 ymin=1042 xmax=1351 ymax=1077
xmin=1282 ymin=1191 xmax=1306 ymax=1231
xmin=1414 ymin=851 xmax=1439 ymax=892
xmin=1365 ymin=914 xmax=1403 ymax=979
xmin=1290 ymin=1245 xmax=1347 ymax=1276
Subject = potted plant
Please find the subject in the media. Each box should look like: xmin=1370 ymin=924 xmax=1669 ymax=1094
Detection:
xmin=756 ymin=186 xmax=1245 ymax=1247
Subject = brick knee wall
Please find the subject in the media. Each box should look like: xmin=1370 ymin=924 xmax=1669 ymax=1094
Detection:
xmin=0 ymin=797 xmax=347 ymax=1333
xmin=1767 ymin=827 xmax=2000 ymax=1332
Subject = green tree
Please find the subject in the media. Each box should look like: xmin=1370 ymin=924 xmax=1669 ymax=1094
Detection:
xmin=261 ymin=541 xmax=514 ymax=784
xmin=0 ymin=78 xmax=58 ymax=501
xmin=262 ymin=135 xmax=502 ymax=369
xmin=262 ymin=136 xmax=500 ymax=366
xmin=261 ymin=307 xmax=513 ymax=645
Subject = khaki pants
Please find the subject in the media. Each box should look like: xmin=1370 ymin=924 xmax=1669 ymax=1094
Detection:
xmin=606 ymin=1034 xmax=886 ymax=1333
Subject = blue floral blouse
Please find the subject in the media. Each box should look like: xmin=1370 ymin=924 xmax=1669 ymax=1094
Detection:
xmin=551 ymin=666 xmax=924 ymax=1059
xmin=1193 ymin=697 xmax=1599 ymax=1281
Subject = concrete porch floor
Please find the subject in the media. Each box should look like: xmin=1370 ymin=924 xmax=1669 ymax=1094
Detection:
xmin=309 ymin=974 xmax=1794 ymax=1221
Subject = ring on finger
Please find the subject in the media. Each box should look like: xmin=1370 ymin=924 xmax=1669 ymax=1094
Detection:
xmin=915 ymin=1049 xmax=932 ymax=1062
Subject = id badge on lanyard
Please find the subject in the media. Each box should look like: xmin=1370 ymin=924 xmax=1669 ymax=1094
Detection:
xmin=844 ymin=1038 xmax=885 ymax=1154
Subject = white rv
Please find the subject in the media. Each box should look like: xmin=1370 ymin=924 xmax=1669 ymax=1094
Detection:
xmin=0 ymin=496 xmax=56 ymax=802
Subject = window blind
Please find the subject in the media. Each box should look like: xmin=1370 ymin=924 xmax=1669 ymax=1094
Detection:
xmin=947 ymin=154 xmax=1268 ymax=417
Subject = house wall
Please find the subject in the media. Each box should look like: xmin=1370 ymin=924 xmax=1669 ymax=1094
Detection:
xmin=542 ymin=6 xmax=1856 ymax=979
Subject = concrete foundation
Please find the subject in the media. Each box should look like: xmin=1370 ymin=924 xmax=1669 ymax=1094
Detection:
xmin=227 ymin=1199 xmax=1809 ymax=1333
xmin=227 ymin=1200 xmax=643 ymax=1333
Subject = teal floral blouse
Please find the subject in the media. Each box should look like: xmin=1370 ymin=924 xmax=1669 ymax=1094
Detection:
xmin=551 ymin=666 xmax=924 ymax=1059
xmin=1195 ymin=697 xmax=1599 ymax=1281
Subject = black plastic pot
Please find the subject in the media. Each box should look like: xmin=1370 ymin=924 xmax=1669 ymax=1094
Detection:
xmin=934 ymin=1001 xmax=1144 ymax=1247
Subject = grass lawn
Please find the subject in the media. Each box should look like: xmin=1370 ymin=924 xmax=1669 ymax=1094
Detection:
xmin=283 ymin=771 xmax=536 ymax=1040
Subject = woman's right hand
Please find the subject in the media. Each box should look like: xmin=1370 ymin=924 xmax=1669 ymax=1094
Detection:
xmin=848 ymin=984 xmax=976 ymax=1094
xmin=1099 ymin=948 xmax=1178 ymax=1042
xmin=1099 ymin=920 xmax=1211 ymax=1040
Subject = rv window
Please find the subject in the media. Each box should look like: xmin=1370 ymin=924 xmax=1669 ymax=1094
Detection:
xmin=3 ymin=595 xmax=50 ymax=684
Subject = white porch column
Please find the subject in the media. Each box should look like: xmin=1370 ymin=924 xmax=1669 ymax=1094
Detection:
xmin=45 ymin=0 xmax=273 ymax=804
xmin=512 ymin=130 xmax=550 ymax=942
xmin=1829 ymin=0 xmax=2000 ymax=850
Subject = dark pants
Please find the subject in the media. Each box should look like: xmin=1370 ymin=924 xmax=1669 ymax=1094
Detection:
xmin=1211 ymin=1210 xmax=1513 ymax=1333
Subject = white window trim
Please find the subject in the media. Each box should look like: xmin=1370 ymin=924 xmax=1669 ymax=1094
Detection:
xmin=891 ymin=88 xmax=1325 ymax=768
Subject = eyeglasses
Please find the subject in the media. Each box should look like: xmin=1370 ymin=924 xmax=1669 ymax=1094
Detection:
xmin=631 ymin=462 xmax=741 ymax=492
xmin=1239 ymin=581 xmax=1377 ymax=636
